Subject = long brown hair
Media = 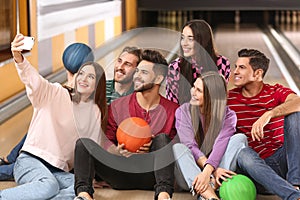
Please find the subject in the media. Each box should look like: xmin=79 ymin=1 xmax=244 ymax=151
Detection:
xmin=73 ymin=61 xmax=108 ymax=132
xmin=178 ymin=19 xmax=218 ymax=103
xmin=191 ymin=71 xmax=227 ymax=156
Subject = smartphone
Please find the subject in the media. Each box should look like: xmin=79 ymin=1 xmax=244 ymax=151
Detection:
xmin=20 ymin=36 xmax=35 ymax=50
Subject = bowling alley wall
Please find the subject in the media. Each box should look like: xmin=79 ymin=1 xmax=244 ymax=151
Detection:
xmin=1 ymin=0 xmax=300 ymax=105
xmin=0 ymin=0 xmax=125 ymax=103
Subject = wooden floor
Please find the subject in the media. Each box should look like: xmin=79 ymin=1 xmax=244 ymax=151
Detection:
xmin=0 ymin=106 xmax=32 ymax=156
xmin=0 ymin=181 xmax=281 ymax=200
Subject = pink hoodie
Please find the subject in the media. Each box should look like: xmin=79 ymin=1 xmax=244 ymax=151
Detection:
xmin=16 ymin=58 xmax=102 ymax=171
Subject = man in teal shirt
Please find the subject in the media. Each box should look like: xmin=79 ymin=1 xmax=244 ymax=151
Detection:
xmin=106 ymin=46 xmax=141 ymax=104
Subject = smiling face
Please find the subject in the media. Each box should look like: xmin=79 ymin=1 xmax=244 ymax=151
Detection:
xmin=190 ymin=77 xmax=204 ymax=108
xmin=133 ymin=60 xmax=157 ymax=92
xmin=114 ymin=51 xmax=139 ymax=84
xmin=181 ymin=26 xmax=195 ymax=58
xmin=233 ymin=57 xmax=257 ymax=87
xmin=76 ymin=64 xmax=96 ymax=101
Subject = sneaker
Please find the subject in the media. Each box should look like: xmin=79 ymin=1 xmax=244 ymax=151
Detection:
xmin=74 ymin=196 xmax=88 ymax=200
xmin=0 ymin=157 xmax=9 ymax=165
xmin=190 ymin=185 xmax=196 ymax=196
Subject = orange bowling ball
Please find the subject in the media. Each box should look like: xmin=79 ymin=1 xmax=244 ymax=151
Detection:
xmin=116 ymin=117 xmax=152 ymax=152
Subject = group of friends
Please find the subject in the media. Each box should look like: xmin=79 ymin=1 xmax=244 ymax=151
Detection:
xmin=0 ymin=19 xmax=299 ymax=200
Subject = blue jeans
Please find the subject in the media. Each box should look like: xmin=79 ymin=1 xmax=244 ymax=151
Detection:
xmin=237 ymin=112 xmax=300 ymax=200
xmin=173 ymin=134 xmax=247 ymax=193
xmin=0 ymin=134 xmax=26 ymax=181
xmin=0 ymin=152 xmax=75 ymax=200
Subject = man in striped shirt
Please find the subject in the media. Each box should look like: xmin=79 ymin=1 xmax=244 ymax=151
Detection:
xmin=106 ymin=46 xmax=142 ymax=104
xmin=228 ymin=48 xmax=300 ymax=200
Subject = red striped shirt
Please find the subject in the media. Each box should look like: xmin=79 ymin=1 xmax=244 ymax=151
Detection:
xmin=228 ymin=84 xmax=295 ymax=159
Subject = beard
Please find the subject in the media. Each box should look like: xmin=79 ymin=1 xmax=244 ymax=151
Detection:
xmin=133 ymin=77 xmax=156 ymax=92
xmin=134 ymin=82 xmax=155 ymax=92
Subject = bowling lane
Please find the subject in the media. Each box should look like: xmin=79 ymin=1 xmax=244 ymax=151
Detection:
xmin=214 ymin=24 xmax=290 ymax=89
xmin=278 ymin=10 xmax=300 ymax=53
xmin=280 ymin=25 xmax=300 ymax=73
xmin=282 ymin=26 xmax=300 ymax=50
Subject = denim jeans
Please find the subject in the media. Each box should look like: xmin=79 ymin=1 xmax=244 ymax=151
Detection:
xmin=0 ymin=134 xmax=26 ymax=181
xmin=0 ymin=152 xmax=75 ymax=200
xmin=74 ymin=134 xmax=174 ymax=200
xmin=173 ymin=133 xmax=247 ymax=194
xmin=0 ymin=164 xmax=14 ymax=181
xmin=237 ymin=112 xmax=300 ymax=200
xmin=6 ymin=134 xmax=27 ymax=163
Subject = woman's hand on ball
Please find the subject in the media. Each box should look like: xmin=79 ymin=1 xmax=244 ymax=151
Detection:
xmin=214 ymin=167 xmax=236 ymax=186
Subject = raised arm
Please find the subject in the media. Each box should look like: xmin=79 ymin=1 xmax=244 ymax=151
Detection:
xmin=11 ymin=34 xmax=63 ymax=108
xmin=11 ymin=34 xmax=25 ymax=63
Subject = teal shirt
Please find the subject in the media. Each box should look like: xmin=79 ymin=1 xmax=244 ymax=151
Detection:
xmin=106 ymin=80 xmax=134 ymax=104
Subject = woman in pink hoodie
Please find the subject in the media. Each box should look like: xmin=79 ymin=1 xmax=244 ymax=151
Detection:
xmin=0 ymin=34 xmax=107 ymax=200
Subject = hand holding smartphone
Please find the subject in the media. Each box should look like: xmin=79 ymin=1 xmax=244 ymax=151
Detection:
xmin=20 ymin=36 xmax=35 ymax=50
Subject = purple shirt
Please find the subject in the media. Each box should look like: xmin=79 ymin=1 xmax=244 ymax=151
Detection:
xmin=175 ymin=103 xmax=237 ymax=169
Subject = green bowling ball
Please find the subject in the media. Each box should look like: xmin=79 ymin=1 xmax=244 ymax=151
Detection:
xmin=219 ymin=174 xmax=256 ymax=200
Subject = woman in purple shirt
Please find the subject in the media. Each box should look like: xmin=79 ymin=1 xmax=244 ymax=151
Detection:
xmin=173 ymin=71 xmax=247 ymax=200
